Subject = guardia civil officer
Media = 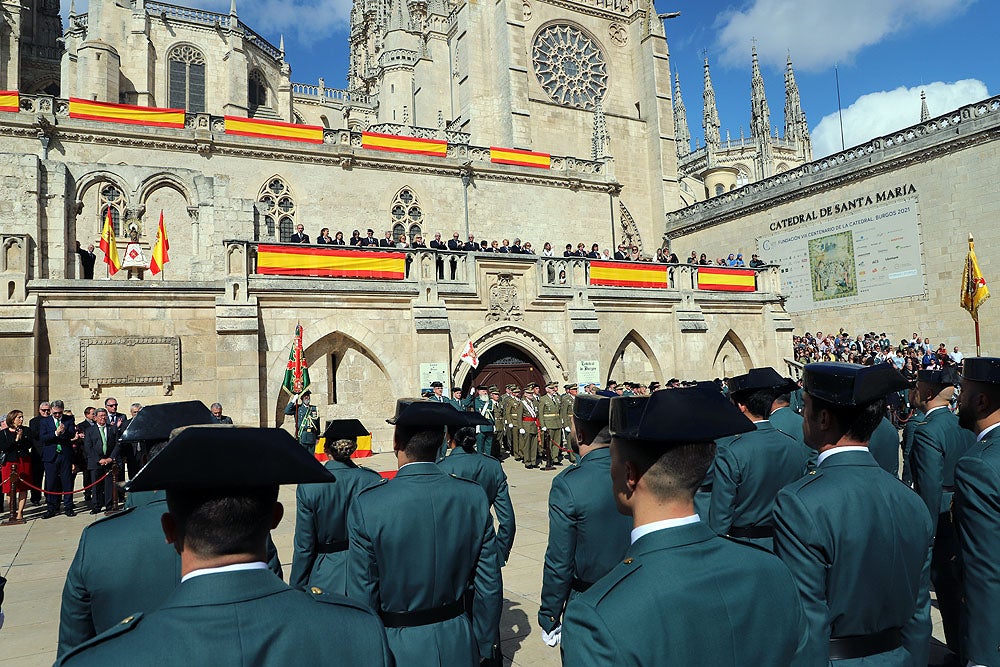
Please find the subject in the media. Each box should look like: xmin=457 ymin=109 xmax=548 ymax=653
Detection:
xmin=869 ymin=411 xmax=904 ymax=476
xmin=909 ymin=366 xmax=973 ymax=656
xmin=537 ymin=393 xmax=631 ymax=648
xmin=561 ymin=388 xmax=808 ymax=665
xmin=284 ymin=390 xmax=319 ymax=453
xmin=347 ymin=399 xmax=502 ymax=666
xmin=772 ymin=362 xmax=934 ymax=666
xmin=770 ymin=384 xmax=818 ymax=471
xmin=953 ymin=357 xmax=1000 ymax=667
xmin=900 ymin=384 xmax=925 ymax=486
xmin=57 ymin=426 xmax=392 ymax=666
xmin=290 ymin=419 xmax=382 ymax=595
xmin=58 ymin=401 xmax=226 ymax=658
xmin=708 ymin=368 xmax=811 ymax=550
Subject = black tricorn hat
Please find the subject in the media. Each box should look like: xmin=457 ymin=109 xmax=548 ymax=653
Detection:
xmin=429 ymin=381 xmax=444 ymax=388
xmin=457 ymin=410 xmax=493 ymax=428
xmin=322 ymin=419 xmax=370 ymax=442
xmin=727 ymin=368 xmax=798 ymax=396
xmin=916 ymin=367 xmax=961 ymax=386
xmin=609 ymin=388 xmax=753 ymax=442
xmin=127 ymin=426 xmax=335 ymax=491
xmin=573 ymin=394 xmax=611 ymax=425
xmin=118 ymin=400 xmax=216 ymax=444
xmin=961 ymin=357 xmax=1000 ymax=384
xmin=802 ymin=362 xmax=909 ymax=406
xmin=386 ymin=399 xmax=468 ymax=427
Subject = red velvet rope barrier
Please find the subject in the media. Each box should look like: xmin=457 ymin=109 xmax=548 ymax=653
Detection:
xmin=17 ymin=472 xmax=110 ymax=496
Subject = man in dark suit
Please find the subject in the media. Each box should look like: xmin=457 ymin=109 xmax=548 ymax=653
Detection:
xmin=289 ymin=224 xmax=310 ymax=244
xmin=75 ymin=241 xmax=96 ymax=279
xmin=82 ymin=408 xmax=120 ymax=513
xmin=210 ymin=403 xmax=233 ymax=424
xmin=613 ymin=244 xmax=628 ymax=260
xmin=446 ymin=232 xmax=463 ymax=251
xmin=28 ymin=401 xmax=50 ymax=505
xmin=360 ymin=229 xmax=378 ymax=247
xmin=463 ymin=235 xmax=478 ymax=251
xmin=39 ymin=399 xmax=78 ymax=517
xmin=378 ymin=231 xmax=394 ymax=248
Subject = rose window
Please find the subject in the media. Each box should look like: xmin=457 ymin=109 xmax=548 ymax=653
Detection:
xmin=532 ymin=24 xmax=608 ymax=110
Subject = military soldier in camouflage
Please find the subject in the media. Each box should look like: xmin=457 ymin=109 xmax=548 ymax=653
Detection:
xmin=539 ymin=382 xmax=564 ymax=469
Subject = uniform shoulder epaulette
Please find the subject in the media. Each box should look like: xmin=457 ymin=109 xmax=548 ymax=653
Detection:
xmin=785 ymin=468 xmax=824 ymax=492
xmin=356 ymin=477 xmax=389 ymax=495
xmin=89 ymin=505 xmax=137 ymax=527
xmin=584 ymin=556 xmax=643 ymax=604
xmin=60 ymin=612 xmax=144 ymax=662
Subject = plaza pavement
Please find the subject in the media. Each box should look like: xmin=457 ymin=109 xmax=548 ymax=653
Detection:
xmin=1 ymin=450 xmax=951 ymax=666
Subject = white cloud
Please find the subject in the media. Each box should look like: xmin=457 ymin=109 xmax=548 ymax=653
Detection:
xmin=811 ymin=79 xmax=989 ymax=157
xmin=714 ymin=0 xmax=974 ymax=71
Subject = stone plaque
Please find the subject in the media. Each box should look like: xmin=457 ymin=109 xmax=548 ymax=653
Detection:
xmin=419 ymin=362 xmax=449 ymax=392
xmin=81 ymin=336 xmax=181 ymax=396
xmin=576 ymin=359 xmax=601 ymax=386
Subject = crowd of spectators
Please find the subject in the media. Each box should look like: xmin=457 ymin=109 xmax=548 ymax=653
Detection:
xmin=286 ymin=225 xmax=768 ymax=267
xmin=793 ymin=330 xmax=964 ymax=380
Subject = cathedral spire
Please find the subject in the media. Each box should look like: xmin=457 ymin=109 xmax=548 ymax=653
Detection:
xmin=388 ymin=0 xmax=411 ymax=32
xmin=783 ymin=52 xmax=812 ymax=160
xmin=750 ymin=43 xmax=770 ymax=142
xmin=702 ymin=56 xmax=721 ymax=151
xmin=920 ymin=90 xmax=930 ymax=121
xmin=229 ymin=0 xmax=238 ymax=17
xmin=673 ymin=71 xmax=691 ymax=156
xmin=592 ymin=99 xmax=611 ymax=160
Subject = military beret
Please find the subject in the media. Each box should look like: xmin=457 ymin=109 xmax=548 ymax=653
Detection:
xmin=573 ymin=394 xmax=611 ymax=425
xmin=119 ymin=400 xmax=216 ymax=444
xmin=322 ymin=419 xmax=369 ymax=442
xmin=916 ymin=367 xmax=961 ymax=386
xmin=429 ymin=381 xmax=444 ymax=388
xmin=127 ymin=426 xmax=334 ymax=491
xmin=802 ymin=362 xmax=909 ymax=406
xmin=728 ymin=367 xmax=798 ymax=396
xmin=961 ymin=357 xmax=1000 ymax=384
xmin=387 ymin=399 xmax=469 ymax=427
xmin=609 ymin=388 xmax=753 ymax=443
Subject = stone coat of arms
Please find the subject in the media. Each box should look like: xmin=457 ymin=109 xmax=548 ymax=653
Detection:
xmin=487 ymin=274 xmax=523 ymax=322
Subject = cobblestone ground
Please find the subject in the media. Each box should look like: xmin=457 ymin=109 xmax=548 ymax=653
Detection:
xmin=1 ymin=451 xmax=950 ymax=666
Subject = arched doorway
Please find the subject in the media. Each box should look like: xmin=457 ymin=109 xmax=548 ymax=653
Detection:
xmin=462 ymin=343 xmax=546 ymax=394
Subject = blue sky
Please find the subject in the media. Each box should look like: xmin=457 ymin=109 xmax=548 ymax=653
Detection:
xmin=67 ymin=0 xmax=996 ymax=157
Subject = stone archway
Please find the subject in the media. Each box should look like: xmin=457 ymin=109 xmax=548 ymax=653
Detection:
xmin=460 ymin=343 xmax=547 ymax=395
xmin=606 ymin=329 xmax=662 ymax=385
xmin=453 ymin=323 xmax=567 ymax=389
xmin=712 ymin=329 xmax=752 ymax=378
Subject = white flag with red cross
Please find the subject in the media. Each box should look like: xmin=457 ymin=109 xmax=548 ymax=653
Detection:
xmin=460 ymin=340 xmax=479 ymax=369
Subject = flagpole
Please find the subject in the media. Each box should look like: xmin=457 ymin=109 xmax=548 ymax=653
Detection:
xmin=975 ymin=317 xmax=982 ymax=357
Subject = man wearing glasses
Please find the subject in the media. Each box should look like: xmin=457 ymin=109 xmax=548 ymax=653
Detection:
xmin=40 ymin=400 xmax=78 ymax=518
xmin=290 ymin=224 xmax=310 ymax=244
xmin=28 ymin=401 xmax=51 ymax=505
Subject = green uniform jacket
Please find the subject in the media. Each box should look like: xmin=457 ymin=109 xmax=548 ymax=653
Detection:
xmin=869 ymin=417 xmax=901 ymax=476
xmin=773 ymin=450 xmax=934 ymax=666
xmin=58 ymin=492 xmax=179 ymax=659
xmin=953 ymin=428 xmax=1000 ymax=665
xmin=911 ymin=407 xmax=973 ymax=519
xmin=438 ymin=448 xmax=516 ymax=562
xmin=769 ymin=406 xmax=818 ymax=471
xmin=284 ymin=401 xmax=319 ymax=446
xmin=708 ymin=421 xmax=809 ymax=548
xmin=347 ymin=462 xmax=502 ymax=664
xmin=57 ymin=569 xmax=392 ymax=666
xmin=538 ymin=395 xmax=563 ymax=430
xmin=538 ymin=447 xmax=631 ymax=632
xmin=561 ymin=521 xmax=807 ymax=666
xmin=559 ymin=393 xmax=573 ymax=430
xmin=290 ymin=459 xmax=383 ymax=594
xmin=900 ymin=408 xmax=925 ymax=486
xmin=473 ymin=396 xmax=496 ymax=433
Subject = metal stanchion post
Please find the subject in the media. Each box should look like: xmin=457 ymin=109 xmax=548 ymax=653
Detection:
xmin=1 ymin=464 xmax=26 ymax=526
xmin=104 ymin=462 xmax=121 ymax=516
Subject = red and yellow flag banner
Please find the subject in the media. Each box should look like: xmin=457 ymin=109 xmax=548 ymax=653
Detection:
xmin=257 ymin=245 xmax=407 ymax=280
xmin=99 ymin=209 xmax=121 ymax=276
xmin=361 ymin=131 xmax=448 ymax=157
xmin=69 ymin=98 xmax=185 ymax=128
xmin=589 ymin=261 xmax=669 ymax=288
xmin=490 ymin=146 xmax=551 ymax=169
xmin=149 ymin=210 xmax=170 ymax=276
xmin=0 ymin=91 xmax=19 ymax=113
xmin=961 ymin=235 xmax=990 ymax=321
xmin=697 ymin=267 xmax=757 ymax=292
xmin=224 ymin=116 xmax=324 ymax=144
xmin=314 ymin=433 xmax=373 ymax=461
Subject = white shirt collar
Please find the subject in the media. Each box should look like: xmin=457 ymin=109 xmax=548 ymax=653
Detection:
xmin=977 ymin=422 xmax=1000 ymax=442
xmin=630 ymin=514 xmax=700 ymax=544
xmin=399 ymin=461 xmax=436 ymax=470
xmin=181 ymin=561 xmax=268 ymax=583
xmin=816 ymin=445 xmax=869 ymax=466
xmin=925 ymin=405 xmax=949 ymax=417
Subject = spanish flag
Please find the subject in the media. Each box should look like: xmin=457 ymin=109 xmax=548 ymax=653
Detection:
xmin=361 ymin=132 xmax=448 ymax=157
xmin=99 ymin=209 xmax=121 ymax=276
xmin=0 ymin=90 xmax=18 ymax=113
xmin=961 ymin=234 xmax=990 ymax=321
xmin=490 ymin=146 xmax=551 ymax=169
xmin=589 ymin=261 xmax=669 ymax=288
xmin=69 ymin=98 xmax=185 ymax=128
xmin=224 ymin=116 xmax=324 ymax=144
xmin=149 ymin=211 xmax=170 ymax=276
xmin=257 ymin=245 xmax=407 ymax=280
xmin=697 ymin=267 xmax=756 ymax=292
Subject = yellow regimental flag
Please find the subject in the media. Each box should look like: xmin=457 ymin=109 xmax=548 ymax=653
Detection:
xmin=99 ymin=209 xmax=121 ymax=276
xmin=961 ymin=236 xmax=990 ymax=320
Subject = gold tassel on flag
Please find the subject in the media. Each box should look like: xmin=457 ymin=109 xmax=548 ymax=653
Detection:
xmin=961 ymin=234 xmax=989 ymax=355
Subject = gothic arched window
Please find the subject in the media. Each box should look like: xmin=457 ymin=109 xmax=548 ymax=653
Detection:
xmin=258 ymin=177 xmax=296 ymax=242
xmin=99 ymin=183 xmax=126 ymax=236
xmin=168 ymin=45 xmax=206 ymax=113
xmin=248 ymin=70 xmax=268 ymax=117
xmin=390 ymin=187 xmax=423 ymax=241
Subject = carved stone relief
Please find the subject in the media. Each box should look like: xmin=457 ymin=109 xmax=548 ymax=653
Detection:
xmin=80 ymin=336 xmax=181 ymax=397
xmin=486 ymin=273 xmax=523 ymax=322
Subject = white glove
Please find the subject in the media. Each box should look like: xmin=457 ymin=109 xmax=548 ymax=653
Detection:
xmin=541 ymin=427 xmax=547 ymax=432
xmin=564 ymin=427 xmax=571 ymax=432
xmin=508 ymin=424 xmax=514 ymax=429
xmin=475 ymin=425 xmax=481 ymax=433
xmin=519 ymin=428 xmax=525 ymax=434
xmin=542 ymin=625 xmax=561 ymax=647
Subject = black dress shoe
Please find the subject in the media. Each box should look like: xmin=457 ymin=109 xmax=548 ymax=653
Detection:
xmin=91 ymin=507 xmax=103 ymax=514
xmin=43 ymin=510 xmax=56 ymax=519
xmin=65 ymin=508 xmax=77 ymax=517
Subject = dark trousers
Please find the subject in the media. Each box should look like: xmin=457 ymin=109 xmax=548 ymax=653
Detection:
xmin=931 ymin=512 xmax=962 ymax=653
xmin=89 ymin=464 xmax=118 ymax=510
xmin=476 ymin=430 xmax=494 ymax=456
xmin=81 ymin=466 xmax=92 ymax=503
xmin=43 ymin=452 xmax=74 ymax=510
xmin=30 ymin=449 xmax=44 ymax=502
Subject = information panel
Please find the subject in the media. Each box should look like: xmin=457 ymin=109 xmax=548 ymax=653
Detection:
xmin=759 ymin=198 xmax=924 ymax=313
